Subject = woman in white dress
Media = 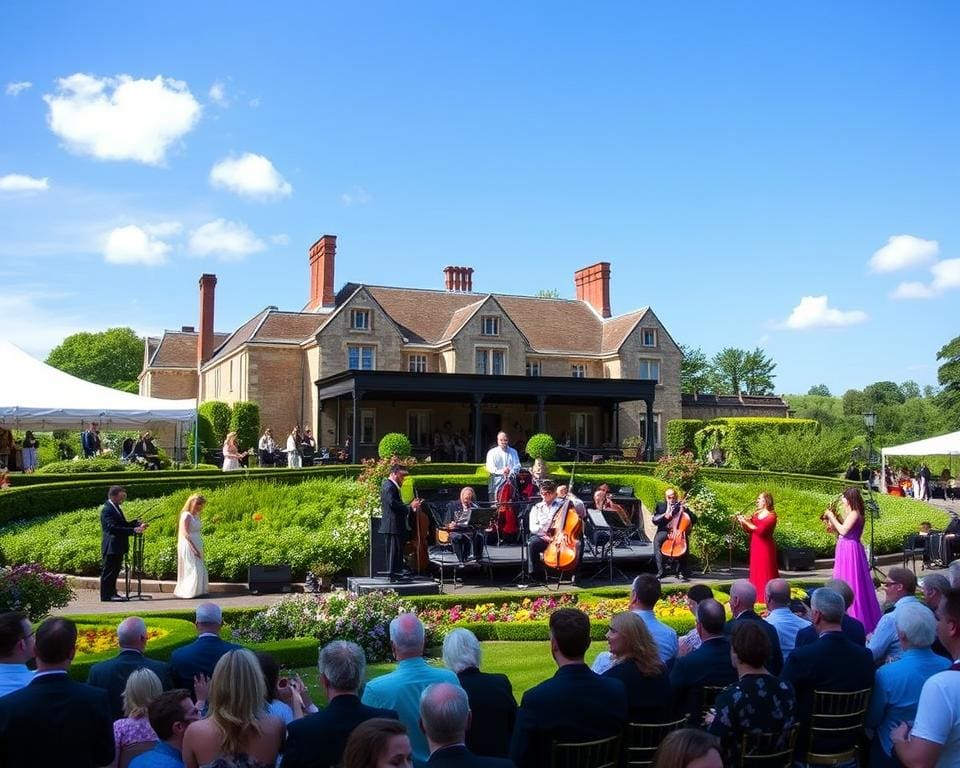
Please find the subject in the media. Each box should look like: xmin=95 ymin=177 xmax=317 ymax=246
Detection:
xmin=222 ymin=431 xmax=247 ymax=472
xmin=175 ymin=493 xmax=209 ymax=598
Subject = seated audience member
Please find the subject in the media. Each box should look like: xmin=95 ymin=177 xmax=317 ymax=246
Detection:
xmin=112 ymin=668 xmax=163 ymax=768
xmin=781 ymin=587 xmax=875 ymax=759
xmin=950 ymin=560 xmax=960 ymax=589
xmin=169 ymin=603 xmax=241 ymax=696
xmin=866 ymin=601 xmax=949 ymax=768
xmin=442 ymin=628 xmax=516 ymax=758
xmin=628 ymin=574 xmax=679 ymax=665
xmin=705 ymin=622 xmax=797 ymax=765
xmin=599 ymin=611 xmax=673 ymax=722
xmin=256 ymin=651 xmax=312 ymax=724
xmin=419 ymin=683 xmax=515 ymax=768
xmin=510 ymin=609 xmax=628 ymax=768
xmin=181 ymin=649 xmax=285 ymax=768
xmin=129 ymin=688 xmax=200 ymax=768
xmin=88 ymin=616 xmax=175 ymax=720
xmin=869 ymin=566 xmax=920 ymax=665
xmin=794 ymin=578 xmax=866 ymax=648
xmin=892 ymin=587 xmax=960 ymax=765
xmin=677 ymin=585 xmax=713 ymax=657
xmin=284 ymin=641 xmax=398 ymax=768
xmin=921 ymin=573 xmax=954 ymax=659
xmin=725 ymin=579 xmax=783 ymax=674
xmin=0 ymin=611 xmax=34 ymax=695
xmin=669 ymin=598 xmax=737 ymax=722
xmin=361 ymin=613 xmax=460 ymax=764
xmin=763 ymin=578 xmax=810 ymax=662
xmin=0 ymin=617 xmax=114 ymax=768
xmin=652 ymin=728 xmax=723 ymax=768
xmin=343 ymin=719 xmax=412 ymax=768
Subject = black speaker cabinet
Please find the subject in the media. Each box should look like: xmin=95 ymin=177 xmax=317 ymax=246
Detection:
xmin=248 ymin=564 xmax=292 ymax=594
xmin=780 ymin=547 xmax=816 ymax=571
xmin=369 ymin=517 xmax=386 ymax=577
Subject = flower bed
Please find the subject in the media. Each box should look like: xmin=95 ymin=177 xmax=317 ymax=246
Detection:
xmin=76 ymin=625 xmax=168 ymax=655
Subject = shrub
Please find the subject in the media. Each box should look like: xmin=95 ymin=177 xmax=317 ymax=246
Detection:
xmin=525 ymin=434 xmax=557 ymax=460
xmin=36 ymin=457 xmax=127 ymax=474
xmin=683 ymin=487 xmax=730 ymax=573
xmin=197 ymin=401 xmax=231 ymax=452
xmin=744 ymin=427 xmax=851 ymax=475
xmin=0 ymin=564 xmax=74 ymax=621
xmin=666 ymin=420 xmax=705 ymax=456
xmin=189 ymin=406 xmax=218 ymax=460
xmin=694 ymin=418 xmax=820 ymax=469
xmin=378 ymin=433 xmax=412 ymax=459
xmin=230 ymin=401 xmax=261 ymax=452
xmin=653 ymin=452 xmax=701 ymax=493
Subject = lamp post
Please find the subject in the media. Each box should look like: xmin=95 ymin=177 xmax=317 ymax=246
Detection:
xmin=862 ymin=411 xmax=884 ymax=579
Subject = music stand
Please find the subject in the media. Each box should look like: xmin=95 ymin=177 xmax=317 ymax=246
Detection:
xmin=583 ymin=510 xmax=629 ymax=583
xmin=124 ymin=532 xmax=151 ymax=600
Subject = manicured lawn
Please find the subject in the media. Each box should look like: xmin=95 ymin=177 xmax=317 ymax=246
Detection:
xmin=291 ymin=640 xmax=608 ymax=704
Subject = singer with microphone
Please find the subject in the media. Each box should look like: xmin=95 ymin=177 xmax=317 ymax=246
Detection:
xmin=100 ymin=485 xmax=147 ymax=602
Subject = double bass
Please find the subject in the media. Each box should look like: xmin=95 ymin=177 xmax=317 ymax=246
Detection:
xmin=543 ymin=497 xmax=583 ymax=572
xmin=404 ymin=485 xmax=431 ymax=574
xmin=495 ymin=478 xmax=520 ymax=538
xmin=660 ymin=496 xmax=692 ymax=559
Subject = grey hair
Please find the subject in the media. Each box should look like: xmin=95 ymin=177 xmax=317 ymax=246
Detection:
xmin=824 ymin=579 xmax=854 ymax=609
xmin=442 ymin=628 xmax=481 ymax=673
xmin=896 ymin=601 xmax=937 ymax=649
xmin=730 ymin=579 xmax=757 ymax=607
xmin=419 ymin=683 xmax=470 ymax=744
xmin=117 ymin=616 xmax=146 ymax=647
xmin=195 ymin=602 xmax=223 ymax=625
xmin=948 ymin=560 xmax=960 ymax=589
xmin=319 ymin=640 xmax=366 ymax=692
xmin=922 ymin=573 xmax=951 ymax=596
xmin=811 ymin=588 xmax=845 ymax=624
xmin=389 ymin=613 xmax=425 ymax=655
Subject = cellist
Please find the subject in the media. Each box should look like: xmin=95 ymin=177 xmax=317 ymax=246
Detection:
xmin=527 ymin=480 xmax=562 ymax=583
xmin=652 ymin=488 xmax=697 ymax=581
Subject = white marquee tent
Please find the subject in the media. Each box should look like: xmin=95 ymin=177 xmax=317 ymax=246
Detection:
xmin=881 ymin=430 xmax=960 ymax=489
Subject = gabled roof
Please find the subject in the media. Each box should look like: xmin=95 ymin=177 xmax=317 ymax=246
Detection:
xmin=494 ymin=295 xmax=602 ymax=354
xmin=600 ymin=309 xmax=648 ymax=354
xmin=147 ymin=330 xmax=230 ymax=369
xmin=366 ymin=287 xmax=481 ymax=343
xmin=204 ymin=309 xmax=327 ymax=368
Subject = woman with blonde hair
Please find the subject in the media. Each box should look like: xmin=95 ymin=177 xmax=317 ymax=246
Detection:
xmin=598 ymin=611 xmax=672 ymax=722
xmin=175 ymin=494 xmax=208 ymax=599
xmin=222 ymin=432 xmax=247 ymax=473
xmin=653 ymin=729 xmax=722 ymax=768
xmin=343 ymin=718 xmax=412 ymax=768
xmin=111 ymin=667 xmax=162 ymax=768
xmin=182 ymin=649 xmax=284 ymax=768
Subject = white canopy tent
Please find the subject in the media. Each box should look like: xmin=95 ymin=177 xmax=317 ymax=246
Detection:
xmin=881 ymin=430 xmax=960 ymax=490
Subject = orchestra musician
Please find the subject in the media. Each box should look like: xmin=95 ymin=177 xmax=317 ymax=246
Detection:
xmin=652 ymin=488 xmax=697 ymax=581
xmin=527 ymin=480 xmax=562 ymax=582
xmin=379 ymin=464 xmax=423 ymax=583
xmin=485 ymin=431 xmax=521 ymax=499
xmin=443 ymin=487 xmax=485 ymax=563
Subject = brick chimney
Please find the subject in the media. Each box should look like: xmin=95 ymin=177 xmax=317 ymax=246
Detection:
xmin=574 ymin=262 xmax=611 ymax=318
xmin=198 ymin=274 xmax=217 ymax=367
xmin=308 ymin=235 xmax=337 ymax=310
xmin=442 ymin=266 xmax=474 ymax=292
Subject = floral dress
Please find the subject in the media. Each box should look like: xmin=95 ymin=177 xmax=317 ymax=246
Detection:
xmin=707 ymin=673 xmax=797 ymax=765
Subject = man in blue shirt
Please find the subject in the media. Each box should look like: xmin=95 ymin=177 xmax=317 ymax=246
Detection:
xmin=0 ymin=612 xmax=35 ymax=696
xmin=129 ymin=688 xmax=200 ymax=768
xmin=763 ymin=578 xmax=810 ymax=662
xmin=868 ymin=567 xmax=920 ymax=665
xmin=628 ymin=574 xmax=678 ymax=664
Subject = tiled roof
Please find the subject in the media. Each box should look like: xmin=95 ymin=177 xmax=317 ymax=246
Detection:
xmin=601 ymin=310 xmax=647 ymax=353
xmin=494 ymin=296 xmax=602 ymax=353
xmin=366 ymin=287 xmax=481 ymax=343
xmin=148 ymin=331 xmax=229 ymax=368
xmin=204 ymin=309 xmax=327 ymax=367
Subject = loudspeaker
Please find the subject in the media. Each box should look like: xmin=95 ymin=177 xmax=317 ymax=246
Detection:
xmin=248 ymin=564 xmax=292 ymax=594
xmin=369 ymin=517 xmax=386 ymax=577
xmin=780 ymin=547 xmax=816 ymax=571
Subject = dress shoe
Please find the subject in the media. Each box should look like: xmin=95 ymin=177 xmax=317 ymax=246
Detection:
xmin=108 ymin=595 xmax=128 ymax=602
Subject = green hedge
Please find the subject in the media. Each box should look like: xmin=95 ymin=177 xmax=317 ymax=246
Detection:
xmin=700 ymin=468 xmax=863 ymax=495
xmin=666 ymin=420 xmax=706 ymax=455
xmin=694 ymin=418 xmax=820 ymax=469
xmin=230 ymin=402 xmax=261 ymax=454
xmin=408 ymin=464 xmax=484 ymax=476
xmin=36 ymin=457 xmax=130 ymax=475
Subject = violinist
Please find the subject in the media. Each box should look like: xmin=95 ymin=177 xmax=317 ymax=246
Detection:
xmin=443 ymin=487 xmax=485 ymax=563
xmin=653 ymin=488 xmax=697 ymax=581
xmin=486 ymin=431 xmax=521 ymax=498
xmin=527 ymin=480 xmax=562 ymax=582
xmin=379 ymin=464 xmax=423 ymax=583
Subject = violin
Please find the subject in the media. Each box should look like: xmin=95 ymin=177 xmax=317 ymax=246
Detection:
xmin=660 ymin=497 xmax=691 ymax=558
xmin=542 ymin=497 xmax=583 ymax=572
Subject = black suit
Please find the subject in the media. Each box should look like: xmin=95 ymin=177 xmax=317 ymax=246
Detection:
xmin=169 ymin=634 xmax=242 ymax=696
xmin=602 ymin=660 xmax=673 ymax=723
xmin=510 ymin=663 xmax=627 ymax=768
xmin=724 ymin=611 xmax=784 ymax=675
xmin=283 ymin=694 xmax=398 ymax=768
xmin=86 ymin=648 xmax=175 ymax=720
xmin=652 ymin=501 xmax=697 ymax=578
xmin=380 ymin=478 xmax=413 ymax=577
xmin=794 ymin=614 xmax=866 ymax=649
xmin=458 ymin=667 xmax=517 ymax=758
xmin=100 ymin=499 xmax=139 ymax=600
xmin=444 ymin=502 xmax=485 ymax=563
xmin=668 ymin=636 xmax=737 ymax=719
xmin=427 ymin=744 xmax=516 ymax=768
xmin=780 ymin=630 xmax=875 ymax=756
xmin=0 ymin=672 xmax=114 ymax=768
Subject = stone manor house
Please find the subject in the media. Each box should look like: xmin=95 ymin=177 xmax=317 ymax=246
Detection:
xmin=139 ymin=234 xmax=786 ymax=462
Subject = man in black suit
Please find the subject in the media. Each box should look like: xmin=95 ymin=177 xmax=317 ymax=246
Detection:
xmin=794 ymin=578 xmax=867 ymax=648
xmin=652 ymin=488 xmax=697 ymax=580
xmin=100 ymin=485 xmax=146 ymax=602
xmin=87 ymin=615 xmax=175 ymax=720
xmin=443 ymin=487 xmax=485 ymax=563
xmin=725 ymin=579 xmax=783 ymax=675
xmin=380 ymin=464 xmax=423 ymax=582
xmin=510 ymin=609 xmax=627 ymax=768
xmin=169 ymin=603 xmax=241 ymax=696
xmin=284 ymin=640 xmax=398 ymax=768
xmin=0 ymin=617 xmax=114 ymax=768
xmin=781 ymin=587 xmax=875 ymax=758
xmin=421 ymin=682 xmax=515 ymax=768
xmin=669 ymin=598 xmax=737 ymax=720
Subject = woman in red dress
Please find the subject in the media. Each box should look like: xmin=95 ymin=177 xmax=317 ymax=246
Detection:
xmin=736 ymin=491 xmax=779 ymax=600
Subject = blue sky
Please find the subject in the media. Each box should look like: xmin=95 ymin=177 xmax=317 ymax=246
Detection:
xmin=1 ymin=2 xmax=957 ymax=395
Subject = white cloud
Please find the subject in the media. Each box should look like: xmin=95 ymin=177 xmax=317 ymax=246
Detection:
xmin=188 ymin=219 xmax=265 ymax=260
xmin=5 ymin=81 xmax=32 ymax=96
xmin=209 ymin=81 xmax=228 ymax=107
xmin=891 ymin=281 xmax=937 ymax=300
xmin=783 ymin=295 xmax=868 ymax=330
xmin=209 ymin=153 xmax=292 ymax=200
xmin=932 ymin=258 xmax=960 ymax=291
xmin=869 ymin=234 xmax=939 ymax=273
xmin=103 ymin=224 xmax=175 ymax=266
xmin=44 ymin=73 xmax=202 ymax=165
xmin=270 ymin=233 xmax=290 ymax=245
xmin=340 ymin=186 xmax=372 ymax=207
xmin=0 ymin=173 xmax=49 ymax=192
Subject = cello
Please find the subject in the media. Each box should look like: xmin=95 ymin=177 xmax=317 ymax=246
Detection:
xmin=660 ymin=495 xmax=692 ymax=559
xmin=404 ymin=484 xmax=431 ymax=574
xmin=495 ymin=478 xmax=520 ymax=538
xmin=542 ymin=496 xmax=583 ymax=572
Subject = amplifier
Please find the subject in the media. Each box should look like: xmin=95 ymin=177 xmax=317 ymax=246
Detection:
xmin=780 ymin=547 xmax=816 ymax=572
xmin=369 ymin=517 xmax=387 ymax=577
xmin=248 ymin=564 xmax=292 ymax=594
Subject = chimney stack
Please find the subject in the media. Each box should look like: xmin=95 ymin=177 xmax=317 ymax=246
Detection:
xmin=198 ymin=274 xmax=217 ymax=366
xmin=574 ymin=262 xmax=612 ymax=318
xmin=308 ymin=235 xmax=337 ymax=310
xmin=442 ymin=266 xmax=474 ymax=292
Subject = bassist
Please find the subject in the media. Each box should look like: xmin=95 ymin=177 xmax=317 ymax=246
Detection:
xmin=653 ymin=488 xmax=697 ymax=581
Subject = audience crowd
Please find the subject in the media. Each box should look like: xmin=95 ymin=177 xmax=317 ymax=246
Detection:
xmin=4 ymin=567 xmax=960 ymax=768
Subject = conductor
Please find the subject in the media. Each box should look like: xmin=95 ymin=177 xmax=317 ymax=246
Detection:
xmin=100 ymin=486 xmax=146 ymax=602
xmin=379 ymin=465 xmax=423 ymax=583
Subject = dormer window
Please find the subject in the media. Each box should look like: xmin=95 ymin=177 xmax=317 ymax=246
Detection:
xmin=641 ymin=328 xmax=657 ymax=347
xmin=350 ymin=309 xmax=370 ymax=331
xmin=481 ymin=316 xmax=500 ymax=336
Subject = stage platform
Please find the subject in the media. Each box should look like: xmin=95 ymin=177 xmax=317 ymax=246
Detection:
xmin=347 ymin=576 xmax=441 ymax=596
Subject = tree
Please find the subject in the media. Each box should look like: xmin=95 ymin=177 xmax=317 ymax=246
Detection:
xmin=899 ymin=380 xmax=921 ymax=400
xmin=864 ymin=381 xmax=906 ymax=407
xmin=535 ymin=288 xmax=560 ymax=299
xmin=841 ymin=388 xmax=868 ymax=416
xmin=742 ymin=347 xmax=777 ymax=395
xmin=937 ymin=335 xmax=960 ymax=429
xmin=680 ymin=345 xmax=714 ymax=394
xmin=46 ymin=328 xmax=144 ymax=391
xmin=808 ymin=384 xmax=831 ymax=397
xmin=710 ymin=346 xmax=777 ymax=395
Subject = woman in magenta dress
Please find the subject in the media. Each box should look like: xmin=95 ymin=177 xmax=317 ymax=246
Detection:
xmin=736 ymin=491 xmax=779 ymax=600
xmin=822 ymin=487 xmax=882 ymax=634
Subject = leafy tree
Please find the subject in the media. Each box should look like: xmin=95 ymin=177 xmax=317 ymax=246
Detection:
xmin=841 ymin=388 xmax=868 ymax=416
xmin=742 ymin=348 xmax=777 ymax=395
xmin=864 ymin=381 xmax=906 ymax=407
xmin=680 ymin=345 xmax=714 ymax=393
xmin=710 ymin=347 xmax=777 ymax=395
xmin=899 ymin=380 xmax=921 ymax=400
xmin=808 ymin=384 xmax=831 ymax=397
xmin=937 ymin=335 xmax=960 ymax=429
xmin=46 ymin=328 xmax=144 ymax=391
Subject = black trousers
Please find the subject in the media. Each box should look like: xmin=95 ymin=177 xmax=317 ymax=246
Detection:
xmin=384 ymin=533 xmax=405 ymax=577
xmin=529 ymin=535 xmax=549 ymax=575
xmin=101 ymin=552 xmax=123 ymax=599
xmin=654 ymin=531 xmax=691 ymax=577
xmin=450 ymin=530 xmax=485 ymax=562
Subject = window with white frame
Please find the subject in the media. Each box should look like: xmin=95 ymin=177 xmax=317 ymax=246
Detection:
xmin=571 ymin=363 xmax=587 ymax=378
xmin=570 ymin=412 xmax=595 ymax=446
xmin=638 ymin=358 xmax=660 ymax=383
xmin=407 ymin=354 xmax=427 ymax=373
xmin=347 ymin=409 xmax=377 ymax=445
xmin=350 ymin=309 xmax=370 ymax=330
xmin=638 ymin=412 xmax=661 ymax=450
xmin=476 ymin=348 xmax=506 ymax=375
xmin=641 ymin=328 xmax=657 ymax=347
xmin=347 ymin=345 xmax=376 ymax=370
xmin=526 ymin=359 xmax=541 ymax=377
xmin=407 ymin=410 xmax=432 ymax=447
xmin=481 ymin=316 xmax=500 ymax=336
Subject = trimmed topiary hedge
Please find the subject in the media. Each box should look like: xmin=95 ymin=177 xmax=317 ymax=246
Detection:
xmin=694 ymin=418 xmax=820 ymax=469
xmin=666 ymin=419 xmax=706 ymax=455
xmin=36 ymin=457 xmax=129 ymax=474
xmin=230 ymin=401 xmax=261 ymax=454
